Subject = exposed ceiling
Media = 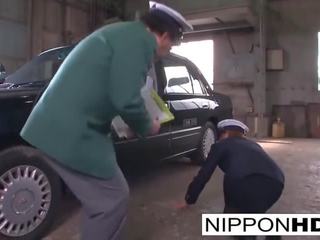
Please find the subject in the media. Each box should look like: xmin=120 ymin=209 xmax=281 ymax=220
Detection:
xmin=186 ymin=5 xmax=256 ymax=33
xmin=154 ymin=0 xmax=257 ymax=33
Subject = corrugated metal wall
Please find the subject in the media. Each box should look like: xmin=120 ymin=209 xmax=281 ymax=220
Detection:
xmin=0 ymin=0 xmax=92 ymax=74
xmin=0 ymin=0 xmax=28 ymax=73
xmin=30 ymin=0 xmax=90 ymax=58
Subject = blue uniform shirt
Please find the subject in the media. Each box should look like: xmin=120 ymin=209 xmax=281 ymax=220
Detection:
xmin=185 ymin=137 xmax=285 ymax=204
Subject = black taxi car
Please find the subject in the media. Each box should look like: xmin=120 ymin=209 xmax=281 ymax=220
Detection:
xmin=0 ymin=46 xmax=232 ymax=239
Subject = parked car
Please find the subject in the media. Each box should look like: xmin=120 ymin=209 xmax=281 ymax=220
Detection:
xmin=0 ymin=46 xmax=232 ymax=239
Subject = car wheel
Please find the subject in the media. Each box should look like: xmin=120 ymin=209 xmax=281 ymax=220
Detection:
xmin=191 ymin=121 xmax=217 ymax=165
xmin=0 ymin=146 xmax=62 ymax=240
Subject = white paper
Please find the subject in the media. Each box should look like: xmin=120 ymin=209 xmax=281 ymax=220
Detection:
xmin=111 ymin=78 xmax=173 ymax=139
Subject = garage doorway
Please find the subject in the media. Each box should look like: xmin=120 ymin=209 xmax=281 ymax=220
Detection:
xmin=171 ymin=40 xmax=214 ymax=89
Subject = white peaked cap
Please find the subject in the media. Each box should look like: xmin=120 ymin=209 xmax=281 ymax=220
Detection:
xmin=149 ymin=1 xmax=193 ymax=32
xmin=217 ymin=119 xmax=249 ymax=133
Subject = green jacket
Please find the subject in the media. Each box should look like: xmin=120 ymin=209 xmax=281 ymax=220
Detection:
xmin=20 ymin=21 xmax=156 ymax=179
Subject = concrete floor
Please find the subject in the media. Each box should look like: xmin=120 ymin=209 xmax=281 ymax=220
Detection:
xmin=43 ymin=139 xmax=320 ymax=240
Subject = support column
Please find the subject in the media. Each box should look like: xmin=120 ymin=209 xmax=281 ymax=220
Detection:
xmin=124 ymin=0 xmax=148 ymax=20
xmin=30 ymin=0 xmax=44 ymax=56
xmin=253 ymin=0 xmax=268 ymax=137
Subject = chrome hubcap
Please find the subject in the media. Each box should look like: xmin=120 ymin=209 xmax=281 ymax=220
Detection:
xmin=0 ymin=166 xmax=51 ymax=237
xmin=202 ymin=128 xmax=216 ymax=158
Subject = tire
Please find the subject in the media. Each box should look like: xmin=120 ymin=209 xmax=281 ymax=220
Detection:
xmin=191 ymin=121 xmax=217 ymax=165
xmin=0 ymin=146 xmax=62 ymax=240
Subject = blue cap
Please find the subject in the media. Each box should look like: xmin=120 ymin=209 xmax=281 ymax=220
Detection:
xmin=149 ymin=1 xmax=193 ymax=32
xmin=217 ymin=119 xmax=249 ymax=134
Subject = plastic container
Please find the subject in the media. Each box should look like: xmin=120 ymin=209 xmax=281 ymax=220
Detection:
xmin=272 ymin=118 xmax=285 ymax=138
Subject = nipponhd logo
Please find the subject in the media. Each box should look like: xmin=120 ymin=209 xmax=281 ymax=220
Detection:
xmin=202 ymin=214 xmax=320 ymax=236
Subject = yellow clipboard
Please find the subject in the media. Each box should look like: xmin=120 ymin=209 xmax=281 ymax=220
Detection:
xmin=150 ymin=90 xmax=175 ymax=124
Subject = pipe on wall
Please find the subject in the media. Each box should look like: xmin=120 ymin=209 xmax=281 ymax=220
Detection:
xmin=61 ymin=0 xmax=67 ymax=43
xmin=27 ymin=0 xmax=33 ymax=60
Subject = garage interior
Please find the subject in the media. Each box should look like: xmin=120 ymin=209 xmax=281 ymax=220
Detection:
xmin=3 ymin=0 xmax=320 ymax=138
xmin=1 ymin=0 xmax=320 ymax=239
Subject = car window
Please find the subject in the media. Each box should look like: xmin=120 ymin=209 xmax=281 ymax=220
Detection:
xmin=190 ymin=72 xmax=208 ymax=95
xmin=5 ymin=46 xmax=73 ymax=86
xmin=164 ymin=65 xmax=193 ymax=95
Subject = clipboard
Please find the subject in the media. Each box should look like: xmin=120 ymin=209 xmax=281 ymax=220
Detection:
xmin=140 ymin=86 xmax=174 ymax=125
xmin=112 ymin=84 xmax=174 ymax=138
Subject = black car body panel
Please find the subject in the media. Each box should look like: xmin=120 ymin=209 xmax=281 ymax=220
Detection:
xmin=0 ymin=46 xmax=233 ymax=161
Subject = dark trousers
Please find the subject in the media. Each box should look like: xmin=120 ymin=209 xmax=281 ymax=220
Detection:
xmin=223 ymin=174 xmax=283 ymax=213
xmin=223 ymin=174 xmax=284 ymax=240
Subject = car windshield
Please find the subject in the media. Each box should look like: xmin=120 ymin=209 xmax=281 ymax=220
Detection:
xmin=5 ymin=46 xmax=73 ymax=86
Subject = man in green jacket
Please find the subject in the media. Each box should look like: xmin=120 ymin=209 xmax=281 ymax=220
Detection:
xmin=20 ymin=2 xmax=192 ymax=240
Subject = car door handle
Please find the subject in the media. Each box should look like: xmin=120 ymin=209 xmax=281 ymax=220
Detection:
xmin=202 ymin=104 xmax=209 ymax=109
xmin=20 ymin=95 xmax=34 ymax=104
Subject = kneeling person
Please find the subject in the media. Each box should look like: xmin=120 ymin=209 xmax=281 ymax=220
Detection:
xmin=184 ymin=119 xmax=284 ymax=239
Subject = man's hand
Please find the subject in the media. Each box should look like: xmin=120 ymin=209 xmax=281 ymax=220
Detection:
xmin=149 ymin=118 xmax=161 ymax=135
xmin=125 ymin=118 xmax=160 ymax=138
xmin=174 ymin=201 xmax=189 ymax=210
